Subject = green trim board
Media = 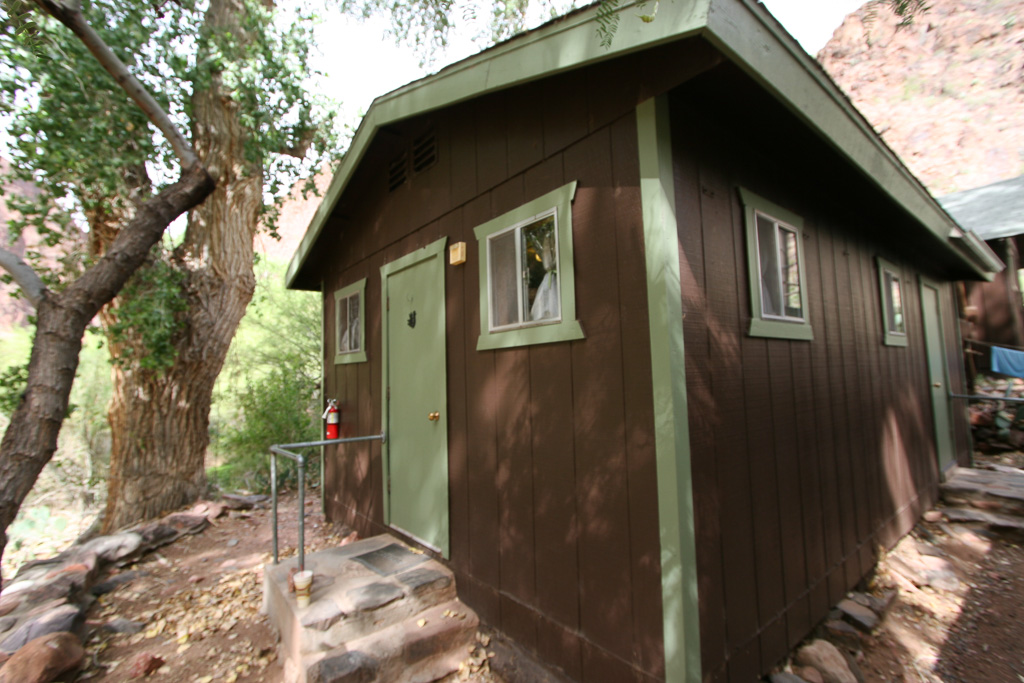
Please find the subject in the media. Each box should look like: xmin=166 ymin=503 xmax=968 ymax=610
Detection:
xmin=473 ymin=181 xmax=585 ymax=350
xmin=636 ymin=96 xmax=702 ymax=683
xmin=334 ymin=278 xmax=368 ymax=364
xmin=287 ymin=0 xmax=998 ymax=292
xmin=286 ymin=0 xmax=708 ymax=290
xmin=379 ymin=237 xmax=450 ymax=556
xmin=738 ymin=187 xmax=813 ymax=341
xmin=703 ymin=0 xmax=991 ymax=276
xmin=876 ymin=257 xmax=909 ymax=347
xmin=919 ymin=277 xmax=956 ymax=473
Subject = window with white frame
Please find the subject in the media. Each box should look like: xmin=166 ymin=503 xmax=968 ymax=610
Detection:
xmin=334 ymin=278 xmax=367 ymax=364
xmin=877 ymin=257 xmax=908 ymax=346
xmin=487 ymin=212 xmax=561 ymax=330
xmin=739 ymin=188 xmax=813 ymax=340
xmin=474 ymin=182 xmax=584 ymax=350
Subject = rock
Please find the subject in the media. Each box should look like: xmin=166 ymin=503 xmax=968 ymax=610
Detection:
xmin=794 ymin=640 xmax=857 ymax=683
xmin=44 ymin=551 xmax=99 ymax=582
xmin=849 ymin=590 xmax=896 ymax=617
xmin=160 ymin=513 xmax=209 ymax=535
xmin=189 ymin=500 xmax=228 ymax=522
xmin=0 ymin=632 xmax=84 ymax=683
xmin=836 ymin=598 xmax=879 ymax=633
xmin=0 ymin=595 xmax=19 ymax=618
xmin=135 ymin=523 xmax=178 ymax=549
xmin=18 ymin=571 xmax=87 ymax=606
xmin=923 ymin=510 xmax=943 ymax=523
xmin=102 ymin=617 xmax=145 ymax=635
xmin=397 ymin=567 xmax=451 ymax=596
xmin=126 ymin=652 xmax=165 ymax=678
xmin=347 ymin=582 xmax=404 ymax=612
xmin=227 ymin=538 xmax=239 ymax=547
xmin=769 ymin=674 xmax=807 ymax=683
xmin=77 ymin=532 xmax=144 ymax=564
xmin=300 ymin=599 xmax=348 ymax=632
xmin=0 ymin=616 xmax=16 ymax=635
xmin=13 ymin=558 xmax=64 ymax=583
xmin=0 ymin=580 xmax=36 ymax=598
xmin=221 ymin=493 xmax=270 ymax=510
xmin=838 ymin=648 xmax=865 ymax=683
xmin=794 ymin=666 xmax=825 ymax=683
xmin=0 ymin=604 xmax=84 ymax=654
xmin=90 ymin=570 xmax=140 ymax=596
xmin=822 ymin=619 xmax=863 ymax=651
xmin=310 ymin=650 xmax=378 ymax=683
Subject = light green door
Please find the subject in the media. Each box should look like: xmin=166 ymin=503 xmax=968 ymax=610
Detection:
xmin=920 ymin=280 xmax=956 ymax=474
xmin=381 ymin=238 xmax=449 ymax=556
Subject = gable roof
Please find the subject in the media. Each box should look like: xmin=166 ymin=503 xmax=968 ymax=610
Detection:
xmin=287 ymin=0 xmax=1001 ymax=288
xmin=939 ymin=174 xmax=1024 ymax=241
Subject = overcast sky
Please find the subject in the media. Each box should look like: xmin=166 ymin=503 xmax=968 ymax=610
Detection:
xmin=315 ymin=0 xmax=867 ymax=126
xmin=0 ymin=2 xmax=866 ymax=162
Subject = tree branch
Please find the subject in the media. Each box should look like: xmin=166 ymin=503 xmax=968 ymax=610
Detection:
xmin=0 ymin=245 xmax=44 ymax=308
xmin=31 ymin=0 xmax=200 ymax=169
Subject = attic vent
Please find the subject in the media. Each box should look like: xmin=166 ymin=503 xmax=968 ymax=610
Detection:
xmin=388 ymin=152 xmax=408 ymax=192
xmin=411 ymin=130 xmax=437 ymax=174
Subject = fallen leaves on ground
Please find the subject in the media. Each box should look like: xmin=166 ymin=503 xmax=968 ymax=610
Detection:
xmin=84 ymin=562 xmax=278 ymax=681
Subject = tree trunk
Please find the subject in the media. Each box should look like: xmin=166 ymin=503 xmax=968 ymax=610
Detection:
xmin=0 ymin=163 xmax=214 ymax=579
xmin=100 ymin=0 xmax=262 ymax=532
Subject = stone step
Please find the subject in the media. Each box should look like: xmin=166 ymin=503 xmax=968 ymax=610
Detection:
xmin=298 ymin=599 xmax=479 ymax=683
xmin=264 ymin=535 xmax=477 ymax=683
xmin=940 ymin=466 xmax=1024 ymax=518
xmin=937 ymin=506 xmax=1024 ymax=534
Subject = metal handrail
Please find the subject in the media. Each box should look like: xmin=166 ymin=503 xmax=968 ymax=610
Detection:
xmin=269 ymin=433 xmax=386 ymax=572
xmin=949 ymin=393 xmax=1024 ymax=404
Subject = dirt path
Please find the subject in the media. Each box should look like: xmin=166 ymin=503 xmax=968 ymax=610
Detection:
xmin=72 ymin=482 xmax=1024 ymax=682
xmin=77 ymin=492 xmax=501 ymax=683
xmin=79 ymin=491 xmax=336 ymax=681
xmin=852 ymin=518 xmax=1024 ymax=683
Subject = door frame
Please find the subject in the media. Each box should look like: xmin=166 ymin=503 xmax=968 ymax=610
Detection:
xmin=379 ymin=237 xmax=449 ymax=555
xmin=919 ymin=277 xmax=956 ymax=475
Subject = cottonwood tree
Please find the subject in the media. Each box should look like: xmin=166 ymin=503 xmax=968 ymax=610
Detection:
xmin=1 ymin=0 xmax=339 ymax=534
xmin=2 ymin=0 xmax=548 ymax=548
xmin=0 ymin=0 xmax=214 ymax=581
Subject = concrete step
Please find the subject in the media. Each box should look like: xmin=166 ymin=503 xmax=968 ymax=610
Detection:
xmin=264 ymin=534 xmax=477 ymax=683
xmin=300 ymin=599 xmax=479 ymax=683
xmin=940 ymin=466 xmax=1024 ymax=518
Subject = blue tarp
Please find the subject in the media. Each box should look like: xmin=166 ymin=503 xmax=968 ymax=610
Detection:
xmin=990 ymin=345 xmax=1024 ymax=379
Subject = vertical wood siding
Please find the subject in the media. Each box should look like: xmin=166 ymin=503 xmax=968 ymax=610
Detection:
xmin=668 ymin=74 xmax=970 ymax=682
xmin=309 ymin=40 xmax=970 ymax=683
xmin=312 ymin=42 xmax=725 ymax=681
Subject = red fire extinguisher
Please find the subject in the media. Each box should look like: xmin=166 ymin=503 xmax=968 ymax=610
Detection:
xmin=323 ymin=399 xmax=339 ymax=440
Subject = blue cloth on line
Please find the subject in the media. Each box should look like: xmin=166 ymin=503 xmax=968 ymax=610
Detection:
xmin=991 ymin=345 xmax=1024 ymax=379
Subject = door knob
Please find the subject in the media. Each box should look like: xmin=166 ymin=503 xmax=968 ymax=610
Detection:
xmin=428 ymin=412 xmax=440 ymax=421
xmin=933 ymin=382 xmax=942 ymax=388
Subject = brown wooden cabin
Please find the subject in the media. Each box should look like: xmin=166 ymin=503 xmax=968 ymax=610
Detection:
xmin=286 ymin=1 xmax=1000 ymax=681
xmin=939 ymin=174 xmax=1024 ymax=377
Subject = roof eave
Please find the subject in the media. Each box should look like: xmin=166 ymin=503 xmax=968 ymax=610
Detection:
xmin=950 ymin=230 xmax=1005 ymax=282
xmin=286 ymin=0 xmax=712 ymax=289
xmin=702 ymin=0 xmax=997 ymax=281
xmin=288 ymin=0 xmax=1001 ymax=288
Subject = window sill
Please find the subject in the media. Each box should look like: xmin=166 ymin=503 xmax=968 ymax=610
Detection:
xmin=883 ymin=333 xmax=908 ymax=347
xmin=476 ymin=319 xmax=584 ymax=351
xmin=334 ymin=350 xmax=368 ymax=365
xmin=748 ymin=317 xmax=813 ymax=341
